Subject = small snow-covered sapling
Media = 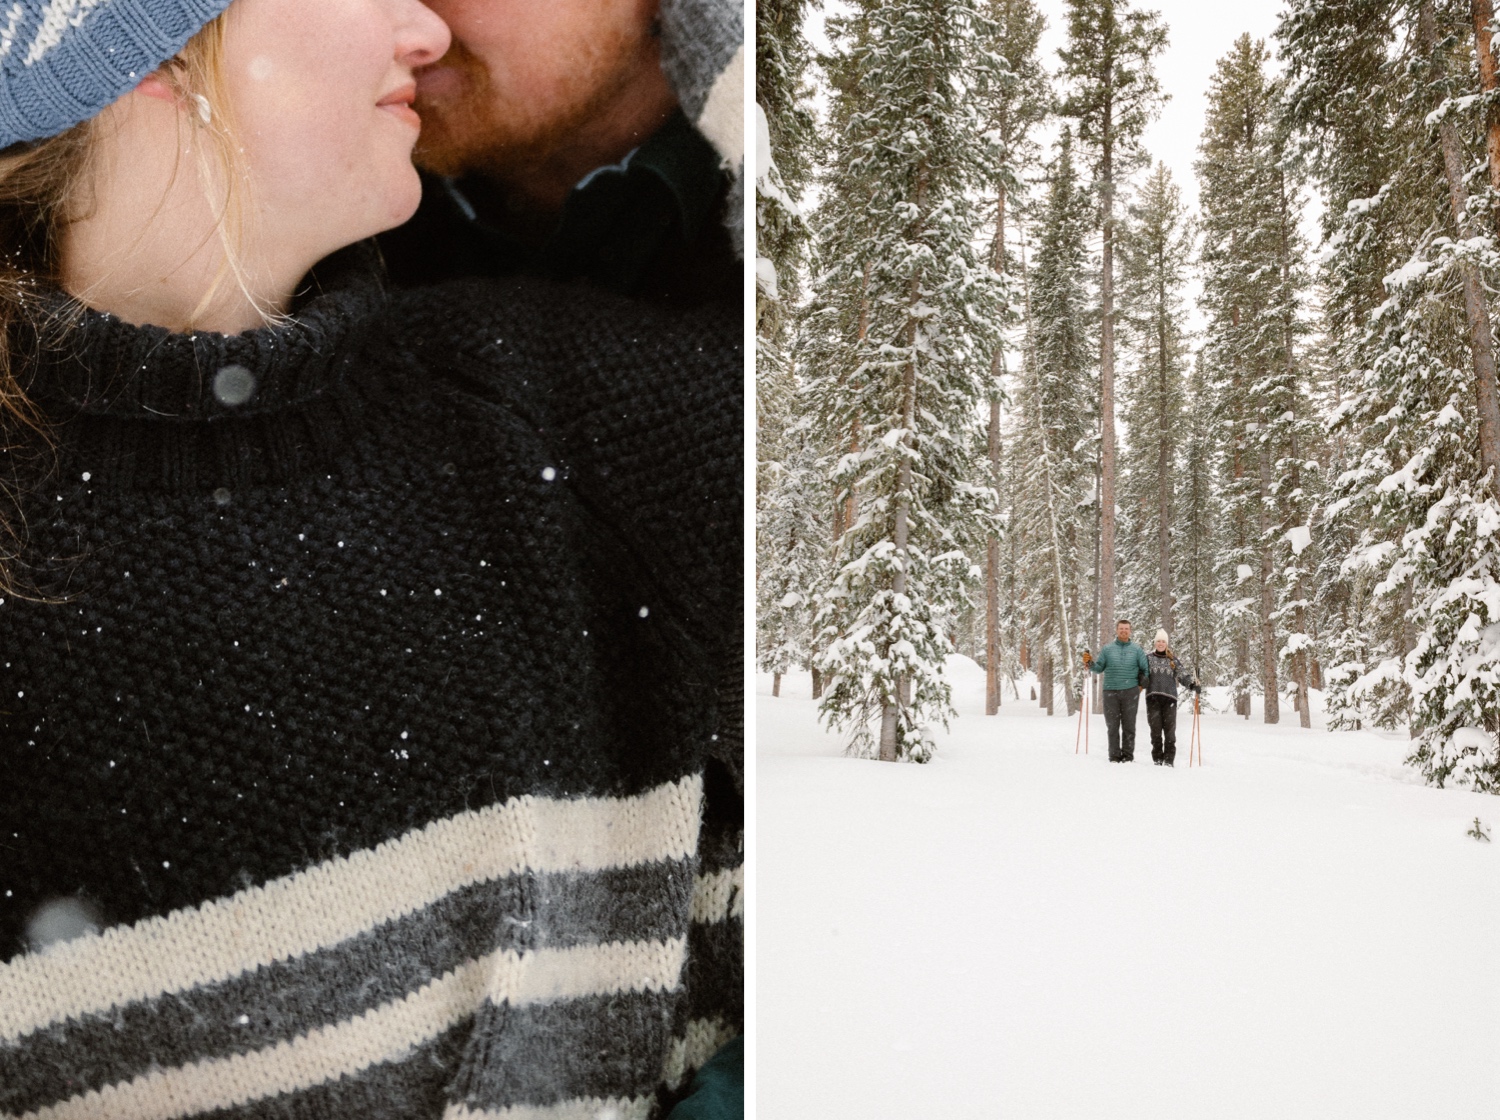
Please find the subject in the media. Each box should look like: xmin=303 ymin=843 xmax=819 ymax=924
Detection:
xmin=1466 ymin=817 xmax=1490 ymax=842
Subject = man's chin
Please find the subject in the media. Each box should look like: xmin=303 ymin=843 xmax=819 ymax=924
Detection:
xmin=411 ymin=107 xmax=484 ymax=179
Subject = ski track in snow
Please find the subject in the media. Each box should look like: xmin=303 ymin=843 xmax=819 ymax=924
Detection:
xmin=758 ymin=656 xmax=1500 ymax=1119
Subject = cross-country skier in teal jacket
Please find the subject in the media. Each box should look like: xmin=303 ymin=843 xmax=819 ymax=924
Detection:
xmin=1083 ymin=619 xmax=1151 ymax=762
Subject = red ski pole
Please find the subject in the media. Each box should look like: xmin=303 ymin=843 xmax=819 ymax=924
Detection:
xmin=1188 ymin=690 xmax=1202 ymax=767
xmin=1076 ymin=651 xmax=1090 ymax=754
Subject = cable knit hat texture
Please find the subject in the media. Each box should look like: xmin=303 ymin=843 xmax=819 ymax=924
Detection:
xmin=1155 ymin=629 xmax=1169 ymax=645
xmin=0 ymin=0 xmax=232 ymax=149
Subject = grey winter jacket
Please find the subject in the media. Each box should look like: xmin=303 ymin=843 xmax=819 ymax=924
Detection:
xmin=1144 ymin=651 xmax=1197 ymax=700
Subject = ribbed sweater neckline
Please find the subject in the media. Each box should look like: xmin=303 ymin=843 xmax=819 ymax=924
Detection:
xmin=24 ymin=243 xmax=386 ymax=422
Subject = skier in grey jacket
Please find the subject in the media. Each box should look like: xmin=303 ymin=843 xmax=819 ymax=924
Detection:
xmin=1144 ymin=629 xmax=1200 ymax=766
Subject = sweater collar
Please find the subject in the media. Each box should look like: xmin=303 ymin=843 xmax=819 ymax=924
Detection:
xmin=24 ymin=242 xmax=386 ymax=421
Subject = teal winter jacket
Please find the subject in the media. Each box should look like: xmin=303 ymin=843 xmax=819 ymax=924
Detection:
xmin=1089 ymin=638 xmax=1150 ymax=690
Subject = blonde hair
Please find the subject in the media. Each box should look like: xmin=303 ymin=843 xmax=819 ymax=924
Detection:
xmin=0 ymin=12 xmax=244 ymax=594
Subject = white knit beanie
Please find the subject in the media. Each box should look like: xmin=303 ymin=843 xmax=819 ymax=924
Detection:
xmin=1154 ymin=629 xmax=1169 ymax=645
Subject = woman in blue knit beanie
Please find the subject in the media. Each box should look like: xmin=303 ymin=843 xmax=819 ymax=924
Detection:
xmin=0 ymin=2 xmax=742 ymax=1118
xmin=0 ymin=0 xmax=448 ymax=337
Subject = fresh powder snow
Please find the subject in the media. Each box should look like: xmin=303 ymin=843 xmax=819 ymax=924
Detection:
xmin=758 ymin=655 xmax=1500 ymax=1119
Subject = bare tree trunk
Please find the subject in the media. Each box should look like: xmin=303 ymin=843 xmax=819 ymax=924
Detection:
xmin=1018 ymin=233 xmax=1081 ymax=710
xmin=1236 ymin=633 xmax=1251 ymax=718
xmin=986 ymin=405 xmax=1002 ymax=715
xmin=811 ymin=666 xmax=823 ymax=700
xmin=1099 ymin=135 xmax=1119 ymax=654
xmin=1157 ymin=303 xmax=1173 ymax=634
xmin=984 ymin=179 xmax=1008 ymax=713
xmin=1092 ymin=469 xmax=1102 ymax=709
xmin=879 ymin=355 xmax=916 ymax=762
xmin=1472 ymin=0 xmax=1500 ymax=205
xmin=1423 ymin=0 xmax=1500 ymax=496
xmin=772 ymin=672 xmax=781 ymax=698
xmin=1042 ymin=652 xmax=1055 ymax=715
xmin=1400 ymin=579 xmax=1416 ymax=738
xmin=986 ymin=183 xmax=1008 ymax=716
xmin=1278 ymin=165 xmax=1311 ymax=729
xmin=1232 ymin=318 xmax=1251 ymax=719
xmin=1257 ymin=428 xmax=1280 ymax=724
xmin=879 ymin=403 xmax=914 ymax=762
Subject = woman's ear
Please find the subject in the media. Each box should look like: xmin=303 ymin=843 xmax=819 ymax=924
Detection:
xmin=134 ymin=69 xmax=179 ymax=104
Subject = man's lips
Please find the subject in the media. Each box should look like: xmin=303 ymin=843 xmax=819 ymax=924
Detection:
xmin=377 ymin=82 xmax=421 ymax=128
xmin=415 ymin=64 xmax=464 ymax=103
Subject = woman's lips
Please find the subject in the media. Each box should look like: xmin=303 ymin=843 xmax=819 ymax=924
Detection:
xmin=377 ymin=82 xmax=421 ymax=128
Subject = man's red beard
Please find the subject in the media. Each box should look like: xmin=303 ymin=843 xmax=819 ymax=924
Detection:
xmin=413 ymin=32 xmax=649 ymax=205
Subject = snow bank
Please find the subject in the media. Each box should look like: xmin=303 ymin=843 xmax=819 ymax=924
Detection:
xmin=759 ymin=664 xmax=1500 ymax=1119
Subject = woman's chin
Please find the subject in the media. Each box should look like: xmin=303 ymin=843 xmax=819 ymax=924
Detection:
xmin=370 ymin=166 xmax=425 ymax=236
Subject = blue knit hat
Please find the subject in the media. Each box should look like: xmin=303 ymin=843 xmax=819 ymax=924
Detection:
xmin=0 ymin=0 xmax=233 ymax=149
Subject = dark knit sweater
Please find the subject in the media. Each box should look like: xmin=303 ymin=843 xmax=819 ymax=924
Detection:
xmin=0 ymin=246 xmax=743 ymax=1120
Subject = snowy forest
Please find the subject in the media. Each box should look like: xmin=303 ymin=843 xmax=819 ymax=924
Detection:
xmin=755 ymin=0 xmax=1500 ymax=787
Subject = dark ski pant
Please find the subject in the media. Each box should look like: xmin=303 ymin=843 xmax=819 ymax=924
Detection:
xmin=1147 ymin=695 xmax=1178 ymax=765
xmin=1102 ymin=686 xmax=1140 ymax=762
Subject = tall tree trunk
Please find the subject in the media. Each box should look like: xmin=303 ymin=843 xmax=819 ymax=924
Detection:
xmin=1042 ymin=650 xmax=1055 ymax=715
xmin=879 ymin=359 xmax=916 ymax=761
xmin=1472 ymin=0 xmax=1500 ymax=210
xmin=986 ymin=182 xmax=1008 ymax=715
xmin=1019 ymin=233 xmax=1081 ymax=712
xmin=1278 ymin=165 xmax=1312 ymax=729
xmin=811 ymin=666 xmax=823 ymax=700
xmin=1423 ymin=0 xmax=1500 ymax=496
xmin=1092 ymin=469 xmax=1102 ymax=709
xmin=838 ymin=259 xmax=875 ymax=539
xmin=1099 ymin=132 xmax=1118 ymax=653
xmin=1156 ymin=286 xmax=1173 ymax=635
xmin=772 ymin=672 xmax=782 ymax=698
xmin=1232 ymin=311 xmax=1251 ymax=719
xmin=1400 ymin=579 xmax=1416 ymax=737
xmin=878 ymin=153 xmax=930 ymax=763
xmin=1257 ymin=425 xmax=1280 ymax=724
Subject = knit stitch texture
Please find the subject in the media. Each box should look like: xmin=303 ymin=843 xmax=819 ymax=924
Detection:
xmin=659 ymin=0 xmax=743 ymax=257
xmin=0 ymin=0 xmax=234 ymax=148
xmin=0 ymin=245 xmax=742 ymax=1119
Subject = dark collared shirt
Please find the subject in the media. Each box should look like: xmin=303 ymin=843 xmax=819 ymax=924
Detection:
xmin=380 ymin=111 xmax=737 ymax=309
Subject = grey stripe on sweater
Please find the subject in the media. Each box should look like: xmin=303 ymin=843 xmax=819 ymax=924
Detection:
xmin=196 ymin=1023 xmax=469 ymax=1120
xmin=0 ymin=862 xmax=691 ymax=1116
xmin=452 ymin=991 xmax=680 ymax=1110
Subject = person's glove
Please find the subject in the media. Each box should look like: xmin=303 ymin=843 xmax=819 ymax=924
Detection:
xmin=1192 ymin=682 xmax=1202 ymax=694
xmin=1081 ymin=649 xmax=1092 ymax=666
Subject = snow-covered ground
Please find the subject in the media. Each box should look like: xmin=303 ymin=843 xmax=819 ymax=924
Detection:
xmin=757 ymin=656 xmax=1500 ymax=1118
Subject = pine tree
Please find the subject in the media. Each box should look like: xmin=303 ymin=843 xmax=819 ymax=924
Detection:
xmin=1280 ymin=0 xmax=1500 ymax=783
xmin=1012 ymin=130 xmax=1096 ymax=714
xmin=1196 ymin=35 xmax=1311 ymax=724
xmin=756 ymin=416 xmax=828 ymax=697
xmin=1057 ymin=0 xmax=1168 ymax=656
xmin=755 ymin=0 xmax=819 ymax=688
xmin=756 ymin=0 xmax=814 ymax=319
xmin=1118 ymin=162 xmax=1192 ymax=640
xmin=977 ymin=0 xmax=1049 ymax=715
xmin=1175 ymin=354 xmax=1221 ymax=684
xmin=804 ymin=0 xmax=1004 ymax=762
